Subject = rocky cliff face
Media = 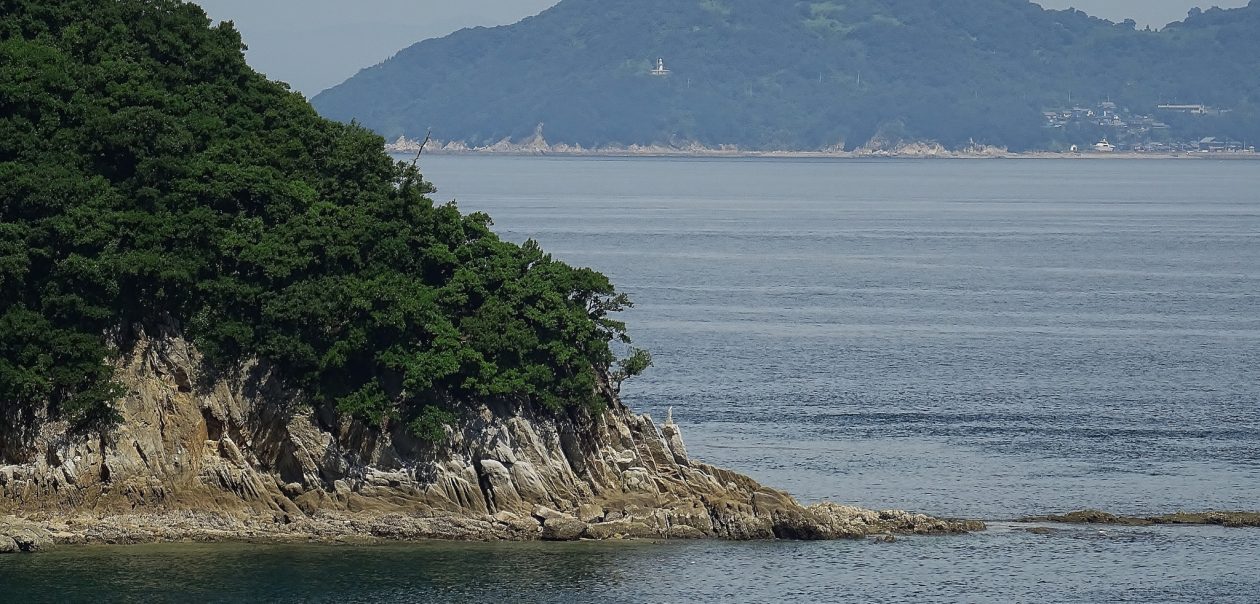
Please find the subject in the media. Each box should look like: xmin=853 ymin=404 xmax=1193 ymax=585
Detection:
xmin=0 ymin=329 xmax=981 ymax=549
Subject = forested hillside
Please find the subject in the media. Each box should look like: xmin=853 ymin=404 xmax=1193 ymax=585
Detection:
xmin=0 ymin=0 xmax=643 ymax=444
xmin=312 ymin=0 xmax=1260 ymax=151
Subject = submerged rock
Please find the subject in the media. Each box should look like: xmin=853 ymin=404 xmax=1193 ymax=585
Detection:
xmin=0 ymin=330 xmax=983 ymax=546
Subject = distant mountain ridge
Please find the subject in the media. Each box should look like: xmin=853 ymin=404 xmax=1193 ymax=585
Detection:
xmin=311 ymin=0 xmax=1260 ymax=151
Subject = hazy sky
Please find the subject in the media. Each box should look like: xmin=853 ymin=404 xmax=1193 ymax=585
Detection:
xmin=197 ymin=0 xmax=1248 ymax=96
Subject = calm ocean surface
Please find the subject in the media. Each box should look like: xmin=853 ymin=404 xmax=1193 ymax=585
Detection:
xmin=3 ymin=157 xmax=1257 ymax=602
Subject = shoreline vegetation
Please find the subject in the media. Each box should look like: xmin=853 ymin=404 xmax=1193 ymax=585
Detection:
xmin=384 ymin=137 xmax=1260 ymax=161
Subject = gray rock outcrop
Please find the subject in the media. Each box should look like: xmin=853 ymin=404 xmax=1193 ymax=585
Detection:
xmin=0 ymin=518 xmax=54 ymax=553
xmin=0 ymin=328 xmax=982 ymax=550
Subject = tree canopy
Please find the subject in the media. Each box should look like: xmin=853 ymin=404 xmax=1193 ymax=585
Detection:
xmin=313 ymin=0 xmax=1260 ymax=151
xmin=0 ymin=0 xmax=638 ymax=441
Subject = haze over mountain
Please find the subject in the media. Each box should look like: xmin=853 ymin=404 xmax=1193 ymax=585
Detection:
xmin=311 ymin=0 xmax=1260 ymax=151
xmin=195 ymin=0 xmax=1246 ymax=95
xmin=197 ymin=0 xmax=558 ymax=95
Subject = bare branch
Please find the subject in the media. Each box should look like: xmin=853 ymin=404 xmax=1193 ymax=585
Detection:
xmin=409 ymin=128 xmax=433 ymax=171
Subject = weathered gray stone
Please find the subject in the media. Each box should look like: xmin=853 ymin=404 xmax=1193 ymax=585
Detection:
xmin=577 ymin=503 xmax=604 ymax=523
xmin=532 ymin=505 xmax=565 ymax=521
xmin=479 ymin=460 xmax=523 ymax=511
xmin=612 ymin=450 xmax=637 ymax=470
xmin=492 ymin=511 xmax=526 ymax=525
xmin=492 ymin=512 xmax=543 ymax=539
xmin=541 ymin=517 xmax=588 ymax=541
xmin=509 ymin=461 xmax=550 ymax=502
xmin=666 ymin=525 xmax=707 ymax=540
xmin=2 ymin=522 xmax=54 ymax=553
xmin=621 ymin=467 xmax=655 ymax=493
xmin=366 ymin=471 xmax=408 ymax=488
xmin=583 ymin=520 xmax=658 ymax=540
xmin=662 ymin=408 xmax=690 ymax=466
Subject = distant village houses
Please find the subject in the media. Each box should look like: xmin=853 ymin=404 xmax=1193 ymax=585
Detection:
xmin=1198 ymin=137 xmax=1249 ymax=153
xmin=1043 ymin=103 xmax=1169 ymax=134
xmin=1043 ymin=99 xmax=1252 ymax=153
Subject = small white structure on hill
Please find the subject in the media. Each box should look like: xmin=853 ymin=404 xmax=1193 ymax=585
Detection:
xmin=650 ymin=57 xmax=671 ymax=76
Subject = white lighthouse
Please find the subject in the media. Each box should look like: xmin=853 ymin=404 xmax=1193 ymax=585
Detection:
xmin=650 ymin=57 xmax=671 ymax=76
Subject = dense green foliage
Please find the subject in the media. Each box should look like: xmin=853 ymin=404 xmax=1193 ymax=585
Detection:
xmin=313 ymin=0 xmax=1260 ymax=151
xmin=610 ymin=348 xmax=652 ymax=393
xmin=0 ymin=0 xmax=639 ymax=440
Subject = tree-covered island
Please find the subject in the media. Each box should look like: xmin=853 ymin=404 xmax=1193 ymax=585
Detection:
xmin=0 ymin=1 xmax=988 ymax=549
xmin=1 ymin=0 xmax=651 ymax=446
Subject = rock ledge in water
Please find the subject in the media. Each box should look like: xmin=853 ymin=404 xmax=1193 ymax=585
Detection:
xmin=0 ymin=330 xmax=984 ymax=548
xmin=1020 ymin=510 xmax=1260 ymax=528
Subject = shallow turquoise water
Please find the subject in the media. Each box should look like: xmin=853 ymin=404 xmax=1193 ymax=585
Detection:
xmin=4 ymin=157 xmax=1256 ymax=602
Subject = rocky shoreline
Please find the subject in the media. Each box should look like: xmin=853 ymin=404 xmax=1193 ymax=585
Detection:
xmin=0 ymin=504 xmax=981 ymax=553
xmin=0 ymin=329 xmax=982 ymax=553
xmin=9 ymin=331 xmax=1257 ymax=555
xmin=384 ymin=133 xmax=1260 ymax=161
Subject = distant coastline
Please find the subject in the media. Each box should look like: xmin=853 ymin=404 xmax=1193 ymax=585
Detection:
xmin=385 ymin=137 xmax=1260 ymax=160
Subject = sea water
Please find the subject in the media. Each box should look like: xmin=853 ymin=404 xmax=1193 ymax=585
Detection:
xmin=3 ymin=157 xmax=1256 ymax=602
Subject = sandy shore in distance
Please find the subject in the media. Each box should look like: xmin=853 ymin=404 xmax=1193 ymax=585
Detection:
xmin=388 ymin=146 xmax=1260 ymax=161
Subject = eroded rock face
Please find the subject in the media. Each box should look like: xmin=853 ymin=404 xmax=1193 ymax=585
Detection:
xmin=0 ymin=330 xmax=982 ymax=548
